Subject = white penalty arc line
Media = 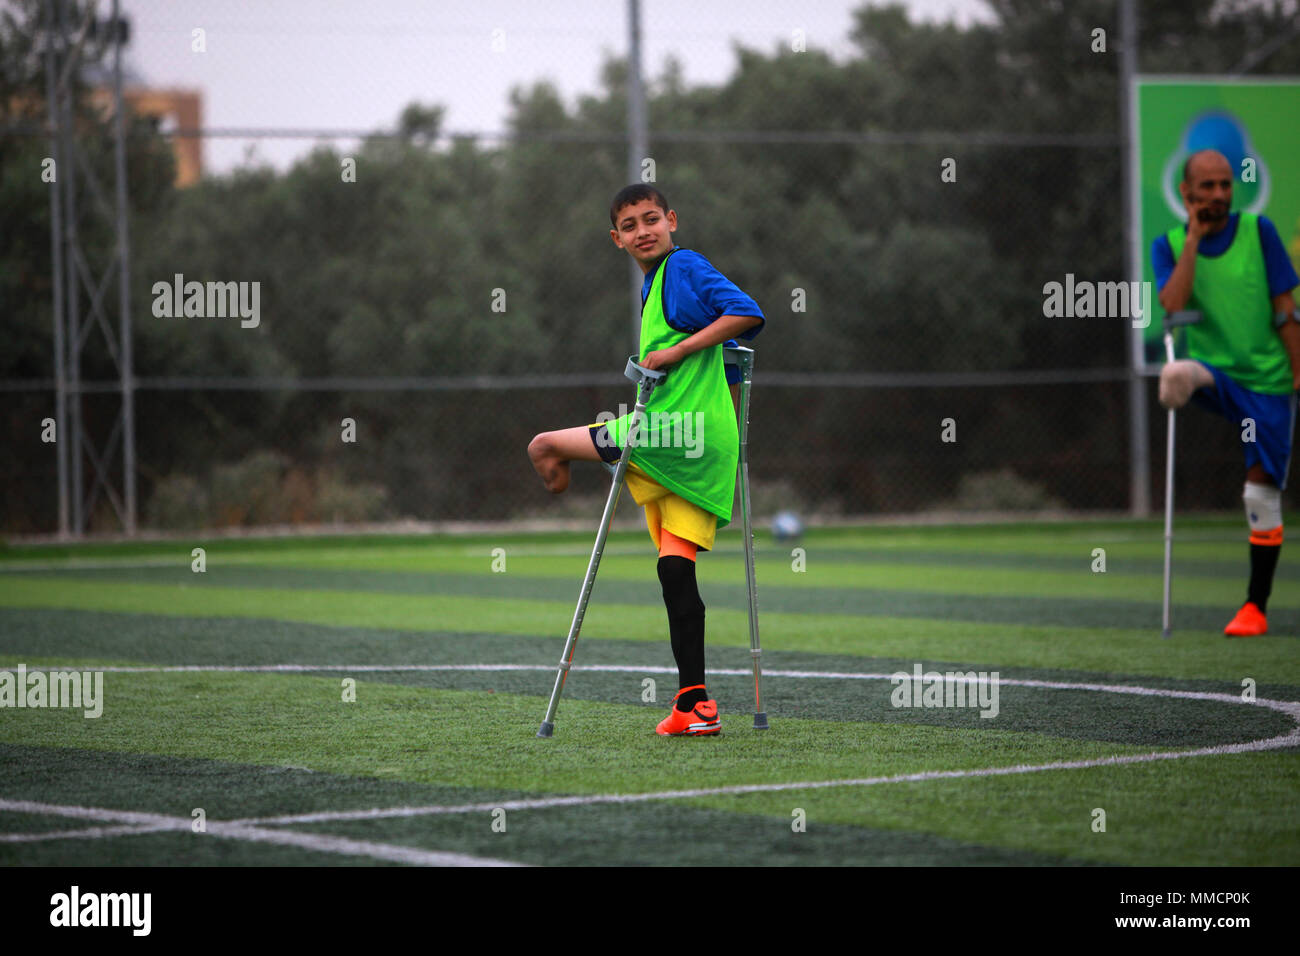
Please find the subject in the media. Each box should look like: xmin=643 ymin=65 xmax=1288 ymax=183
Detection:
xmin=16 ymin=662 xmax=1300 ymax=723
xmin=0 ymin=544 xmax=656 ymax=573
xmin=238 ymin=724 xmax=1300 ymax=827
xmin=30 ymin=660 xmax=1300 ymax=696
xmin=7 ymin=664 xmax=1299 ymax=832
xmin=193 ymin=666 xmax=1297 ymax=827
xmin=17 ymin=662 xmax=1300 ymax=724
xmin=29 ymin=661 xmax=1300 ymax=713
xmin=0 ymin=799 xmax=525 ymax=866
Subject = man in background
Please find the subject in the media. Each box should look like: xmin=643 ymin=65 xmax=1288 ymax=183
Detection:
xmin=1154 ymin=149 xmax=1300 ymax=636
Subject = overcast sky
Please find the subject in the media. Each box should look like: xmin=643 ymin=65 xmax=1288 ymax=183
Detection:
xmin=117 ymin=0 xmax=992 ymax=173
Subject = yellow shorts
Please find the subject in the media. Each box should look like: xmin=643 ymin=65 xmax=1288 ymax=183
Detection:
xmin=624 ymin=462 xmax=718 ymax=553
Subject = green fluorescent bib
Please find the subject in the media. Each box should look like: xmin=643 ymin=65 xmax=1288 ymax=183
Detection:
xmin=1167 ymin=213 xmax=1289 ymax=394
xmin=607 ymin=249 xmax=738 ymax=524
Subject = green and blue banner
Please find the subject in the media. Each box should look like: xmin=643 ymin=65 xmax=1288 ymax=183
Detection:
xmin=1133 ymin=77 xmax=1300 ymax=366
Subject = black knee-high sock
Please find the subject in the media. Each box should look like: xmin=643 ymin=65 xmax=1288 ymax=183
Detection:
xmin=1248 ymin=543 xmax=1281 ymax=612
xmin=657 ymin=555 xmax=706 ymax=710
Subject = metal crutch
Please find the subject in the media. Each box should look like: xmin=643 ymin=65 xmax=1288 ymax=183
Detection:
xmin=1162 ymin=310 xmax=1202 ymax=639
xmin=725 ymin=345 xmax=768 ymax=729
xmin=537 ymin=357 xmax=667 ymax=738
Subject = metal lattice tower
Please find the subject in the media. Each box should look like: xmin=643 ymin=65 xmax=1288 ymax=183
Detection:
xmin=43 ymin=0 xmax=136 ymax=536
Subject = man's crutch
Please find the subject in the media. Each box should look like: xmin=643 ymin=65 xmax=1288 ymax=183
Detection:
xmin=537 ymin=357 xmax=667 ymax=738
xmin=1162 ymin=310 xmax=1202 ymax=639
xmin=725 ymin=345 xmax=768 ymax=730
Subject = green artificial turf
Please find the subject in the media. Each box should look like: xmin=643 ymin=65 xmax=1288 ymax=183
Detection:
xmin=1 ymin=518 xmax=1297 ymax=866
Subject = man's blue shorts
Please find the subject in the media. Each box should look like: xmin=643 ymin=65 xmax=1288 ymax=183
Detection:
xmin=1191 ymin=361 xmax=1298 ymax=490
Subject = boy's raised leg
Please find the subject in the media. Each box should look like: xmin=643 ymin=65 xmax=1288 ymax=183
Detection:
xmin=527 ymin=425 xmax=603 ymax=493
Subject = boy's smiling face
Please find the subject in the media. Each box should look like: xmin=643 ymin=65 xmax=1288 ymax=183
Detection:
xmin=610 ymin=198 xmax=677 ymax=271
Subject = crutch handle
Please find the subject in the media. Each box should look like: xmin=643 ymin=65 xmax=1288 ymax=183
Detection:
xmin=625 ymin=357 xmax=667 ymax=388
xmin=1163 ymin=310 xmax=1202 ymax=333
xmin=1162 ymin=312 xmax=1201 ymax=364
xmin=723 ymin=345 xmax=754 ymax=374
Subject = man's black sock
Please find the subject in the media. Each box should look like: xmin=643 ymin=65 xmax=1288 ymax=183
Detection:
xmin=1248 ymin=542 xmax=1281 ymax=613
xmin=657 ymin=555 xmax=707 ymax=710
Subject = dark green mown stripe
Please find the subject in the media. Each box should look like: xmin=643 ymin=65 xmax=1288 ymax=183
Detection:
xmin=0 ymin=742 xmax=524 ymax=821
xmin=804 ymin=547 xmax=1300 ymax=581
xmin=0 ymin=830 xmax=396 ymax=866
xmin=0 ymin=744 xmax=1095 ymax=867
xmin=2 ymin=609 xmax=1293 ymax=747
xmin=295 ymin=666 xmax=1296 ymax=747
xmin=9 ymin=545 xmax=1298 ymax=581
xmin=698 ymin=750 xmax=1300 ymax=866
xmin=0 ymin=515 xmax=1275 ymax=563
xmin=0 ymin=812 xmax=102 ymax=834
xmin=284 ymin=803 xmax=1100 ymax=867
xmin=6 ymin=606 xmax=1300 ymax=700
xmin=8 ymin=563 xmax=1296 ymax=632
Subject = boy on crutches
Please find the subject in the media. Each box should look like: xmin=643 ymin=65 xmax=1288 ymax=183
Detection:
xmin=527 ymin=184 xmax=764 ymax=734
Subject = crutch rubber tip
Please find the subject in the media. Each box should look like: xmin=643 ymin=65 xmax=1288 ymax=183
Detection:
xmin=753 ymin=712 xmax=769 ymax=730
xmin=1161 ymin=628 xmax=1171 ymax=640
xmin=536 ymin=721 xmax=555 ymax=738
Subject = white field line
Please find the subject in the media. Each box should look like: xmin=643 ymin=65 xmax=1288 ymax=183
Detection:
xmin=20 ymin=661 xmax=1300 ymax=711
xmin=18 ymin=662 xmax=1300 ymax=714
xmin=0 ymin=558 xmax=191 ymax=572
xmin=6 ymin=665 xmax=1297 ymax=845
xmin=0 ymin=824 xmax=174 ymax=843
xmin=154 ymin=666 xmax=1296 ymax=826
xmin=17 ymin=663 xmax=1300 ymax=717
xmin=0 ymin=532 xmax=1244 ymax=573
xmin=239 ymin=723 xmax=1300 ymax=828
xmin=0 ymin=545 xmax=660 ymax=573
xmin=0 ymin=799 xmax=524 ymax=866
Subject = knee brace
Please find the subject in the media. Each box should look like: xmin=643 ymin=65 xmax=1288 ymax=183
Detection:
xmin=1243 ymin=481 xmax=1283 ymax=544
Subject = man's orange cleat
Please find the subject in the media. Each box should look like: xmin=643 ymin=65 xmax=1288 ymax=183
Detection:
xmin=656 ymin=690 xmax=720 ymax=736
xmin=1224 ymin=601 xmax=1268 ymax=637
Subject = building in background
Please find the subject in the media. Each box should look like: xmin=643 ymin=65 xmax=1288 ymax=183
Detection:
xmin=89 ymin=86 xmax=203 ymax=186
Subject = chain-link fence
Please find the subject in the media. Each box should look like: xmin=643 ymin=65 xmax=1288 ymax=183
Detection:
xmin=5 ymin=0 xmax=1299 ymax=535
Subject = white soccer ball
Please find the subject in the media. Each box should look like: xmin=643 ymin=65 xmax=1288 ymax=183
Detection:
xmin=771 ymin=510 xmax=804 ymax=541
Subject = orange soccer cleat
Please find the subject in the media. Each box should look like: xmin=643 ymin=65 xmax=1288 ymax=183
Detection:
xmin=1224 ymin=601 xmax=1268 ymax=637
xmin=656 ymin=687 xmax=721 ymax=736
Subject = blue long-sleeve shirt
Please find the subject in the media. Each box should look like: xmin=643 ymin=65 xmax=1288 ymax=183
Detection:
xmin=641 ymin=246 xmax=765 ymax=384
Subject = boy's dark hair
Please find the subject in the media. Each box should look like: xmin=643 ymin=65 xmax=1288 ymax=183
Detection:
xmin=610 ymin=184 xmax=669 ymax=227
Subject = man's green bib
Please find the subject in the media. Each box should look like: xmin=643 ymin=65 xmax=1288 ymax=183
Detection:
xmin=606 ymin=249 xmax=738 ymax=524
xmin=1167 ymin=213 xmax=1289 ymax=394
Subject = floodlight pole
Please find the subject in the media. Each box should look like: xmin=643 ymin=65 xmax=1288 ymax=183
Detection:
xmin=113 ymin=0 xmax=137 ymax=534
xmin=626 ymin=0 xmax=648 ymax=352
xmin=44 ymin=0 xmax=137 ymax=535
xmin=1119 ymin=0 xmax=1150 ymax=518
xmin=43 ymin=0 xmax=70 ymax=538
